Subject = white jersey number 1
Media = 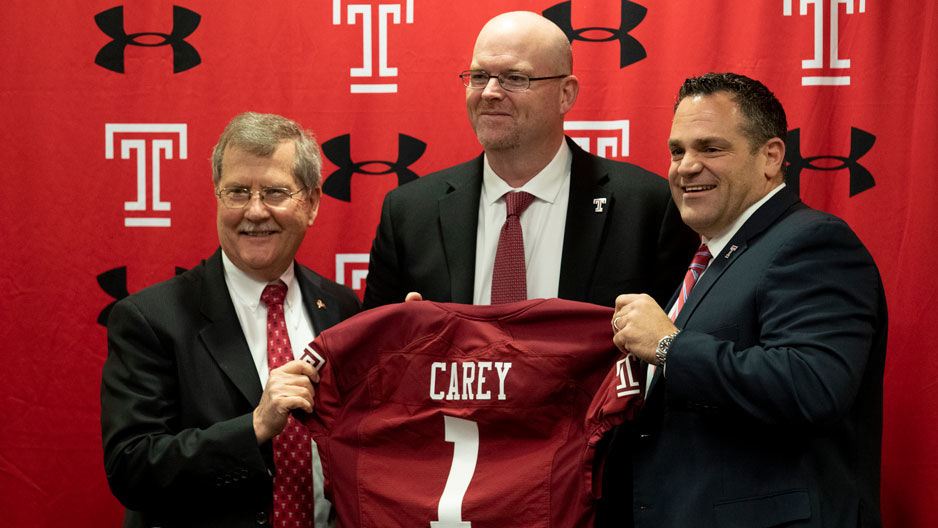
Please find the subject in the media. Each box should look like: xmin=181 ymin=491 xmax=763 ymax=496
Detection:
xmin=430 ymin=415 xmax=478 ymax=527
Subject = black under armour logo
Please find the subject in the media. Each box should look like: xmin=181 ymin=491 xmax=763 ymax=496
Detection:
xmin=543 ymin=0 xmax=647 ymax=68
xmin=785 ymin=127 xmax=876 ymax=197
xmin=97 ymin=266 xmax=187 ymax=326
xmin=321 ymin=134 xmax=427 ymax=202
xmin=94 ymin=5 xmax=201 ymax=74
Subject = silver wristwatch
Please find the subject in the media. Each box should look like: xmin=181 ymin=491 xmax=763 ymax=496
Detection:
xmin=655 ymin=331 xmax=680 ymax=367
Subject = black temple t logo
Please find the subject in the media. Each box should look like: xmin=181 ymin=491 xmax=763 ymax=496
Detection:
xmin=321 ymin=133 xmax=427 ymax=202
xmin=94 ymin=5 xmax=201 ymax=74
xmin=785 ymin=127 xmax=876 ymax=197
xmin=543 ymin=0 xmax=647 ymax=68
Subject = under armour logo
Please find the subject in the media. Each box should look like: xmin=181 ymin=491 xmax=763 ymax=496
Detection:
xmin=94 ymin=5 xmax=201 ymax=74
xmin=321 ymin=133 xmax=427 ymax=202
xmin=96 ymin=266 xmax=187 ymax=326
xmin=785 ymin=127 xmax=876 ymax=197
xmin=543 ymin=0 xmax=648 ymax=68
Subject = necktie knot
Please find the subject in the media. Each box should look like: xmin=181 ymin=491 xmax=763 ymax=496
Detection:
xmin=504 ymin=191 xmax=535 ymax=218
xmin=261 ymin=281 xmax=288 ymax=307
xmin=688 ymin=245 xmax=712 ymax=279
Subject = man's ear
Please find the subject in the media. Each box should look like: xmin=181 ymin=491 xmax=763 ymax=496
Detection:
xmin=763 ymin=137 xmax=786 ymax=179
xmin=559 ymin=75 xmax=579 ymax=114
xmin=306 ymin=186 xmax=322 ymax=227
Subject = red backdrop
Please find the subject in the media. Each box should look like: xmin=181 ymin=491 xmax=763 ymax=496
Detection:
xmin=1 ymin=1 xmax=935 ymax=526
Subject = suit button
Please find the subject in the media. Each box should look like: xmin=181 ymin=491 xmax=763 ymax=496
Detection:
xmin=256 ymin=510 xmax=269 ymax=525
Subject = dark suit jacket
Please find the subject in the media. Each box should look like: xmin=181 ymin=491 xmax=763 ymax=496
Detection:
xmin=363 ymin=137 xmax=698 ymax=309
xmin=605 ymin=188 xmax=887 ymax=528
xmin=101 ymin=249 xmax=361 ymax=528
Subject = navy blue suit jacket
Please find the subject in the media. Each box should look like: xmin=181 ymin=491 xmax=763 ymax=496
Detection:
xmin=602 ymin=187 xmax=886 ymax=528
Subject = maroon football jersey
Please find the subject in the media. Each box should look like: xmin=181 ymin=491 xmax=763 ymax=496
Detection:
xmin=300 ymin=298 xmax=643 ymax=528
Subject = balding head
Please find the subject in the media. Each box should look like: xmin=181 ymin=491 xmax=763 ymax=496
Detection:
xmin=465 ymin=11 xmax=579 ymax=183
xmin=473 ymin=11 xmax=572 ymax=76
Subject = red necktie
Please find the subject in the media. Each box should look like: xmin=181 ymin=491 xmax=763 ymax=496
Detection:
xmin=670 ymin=244 xmax=712 ymax=321
xmin=260 ymin=281 xmax=314 ymax=528
xmin=491 ymin=191 xmax=535 ymax=304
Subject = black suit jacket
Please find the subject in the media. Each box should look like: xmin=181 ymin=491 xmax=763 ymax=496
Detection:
xmin=363 ymin=137 xmax=698 ymax=308
xmin=101 ymin=249 xmax=361 ymax=528
xmin=605 ymin=188 xmax=887 ymax=528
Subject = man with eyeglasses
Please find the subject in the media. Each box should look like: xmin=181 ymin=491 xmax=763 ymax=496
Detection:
xmin=363 ymin=10 xmax=697 ymax=310
xmin=101 ymin=112 xmax=361 ymax=527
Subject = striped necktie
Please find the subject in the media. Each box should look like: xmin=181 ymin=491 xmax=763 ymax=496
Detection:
xmin=670 ymin=244 xmax=712 ymax=321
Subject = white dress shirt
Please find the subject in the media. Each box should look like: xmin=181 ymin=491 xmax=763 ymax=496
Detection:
xmin=221 ymin=252 xmax=316 ymax=386
xmin=220 ymin=251 xmax=333 ymax=528
xmin=473 ymin=141 xmax=572 ymax=305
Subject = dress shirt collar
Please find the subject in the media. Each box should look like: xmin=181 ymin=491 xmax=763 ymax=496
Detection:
xmin=703 ymin=183 xmax=786 ymax=259
xmin=481 ymin=140 xmax=572 ymax=204
xmin=221 ymin=250 xmax=298 ymax=311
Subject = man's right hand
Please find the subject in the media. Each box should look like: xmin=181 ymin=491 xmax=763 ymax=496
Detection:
xmin=253 ymin=360 xmax=320 ymax=444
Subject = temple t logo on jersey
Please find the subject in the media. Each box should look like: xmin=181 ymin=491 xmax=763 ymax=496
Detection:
xmin=429 ymin=361 xmax=512 ymax=401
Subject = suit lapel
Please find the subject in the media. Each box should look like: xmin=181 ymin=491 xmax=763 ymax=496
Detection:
xmin=295 ymin=263 xmax=340 ymax=334
xmin=198 ymin=249 xmax=264 ymax=406
xmin=674 ymin=187 xmax=803 ymax=326
xmin=559 ymin=138 xmax=612 ymax=301
xmin=439 ymin=156 xmax=483 ymax=303
xmin=644 ymin=187 xmax=804 ymax=400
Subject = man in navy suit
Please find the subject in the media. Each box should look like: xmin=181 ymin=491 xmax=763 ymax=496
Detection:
xmin=607 ymin=73 xmax=886 ymax=527
xmin=101 ymin=112 xmax=361 ymax=527
xmin=363 ymin=11 xmax=697 ymax=309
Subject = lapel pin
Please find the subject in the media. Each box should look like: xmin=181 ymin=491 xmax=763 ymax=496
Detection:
xmin=317 ymin=299 xmax=326 ymax=309
xmin=592 ymin=197 xmax=607 ymax=213
xmin=724 ymin=245 xmax=738 ymax=259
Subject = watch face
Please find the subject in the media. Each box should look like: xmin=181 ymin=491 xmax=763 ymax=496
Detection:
xmin=656 ymin=333 xmax=677 ymax=366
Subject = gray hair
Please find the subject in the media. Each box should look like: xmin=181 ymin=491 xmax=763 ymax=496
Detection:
xmin=211 ymin=112 xmax=322 ymax=189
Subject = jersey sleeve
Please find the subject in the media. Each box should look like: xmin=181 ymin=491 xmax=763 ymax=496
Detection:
xmin=584 ymin=353 xmax=646 ymax=498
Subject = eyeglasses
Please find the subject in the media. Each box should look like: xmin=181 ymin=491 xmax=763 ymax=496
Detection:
xmin=459 ymin=70 xmax=568 ymax=92
xmin=215 ymin=187 xmax=306 ymax=209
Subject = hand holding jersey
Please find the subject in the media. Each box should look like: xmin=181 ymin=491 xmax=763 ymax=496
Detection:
xmin=253 ymin=360 xmax=320 ymax=444
xmin=610 ymin=293 xmax=679 ymax=366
